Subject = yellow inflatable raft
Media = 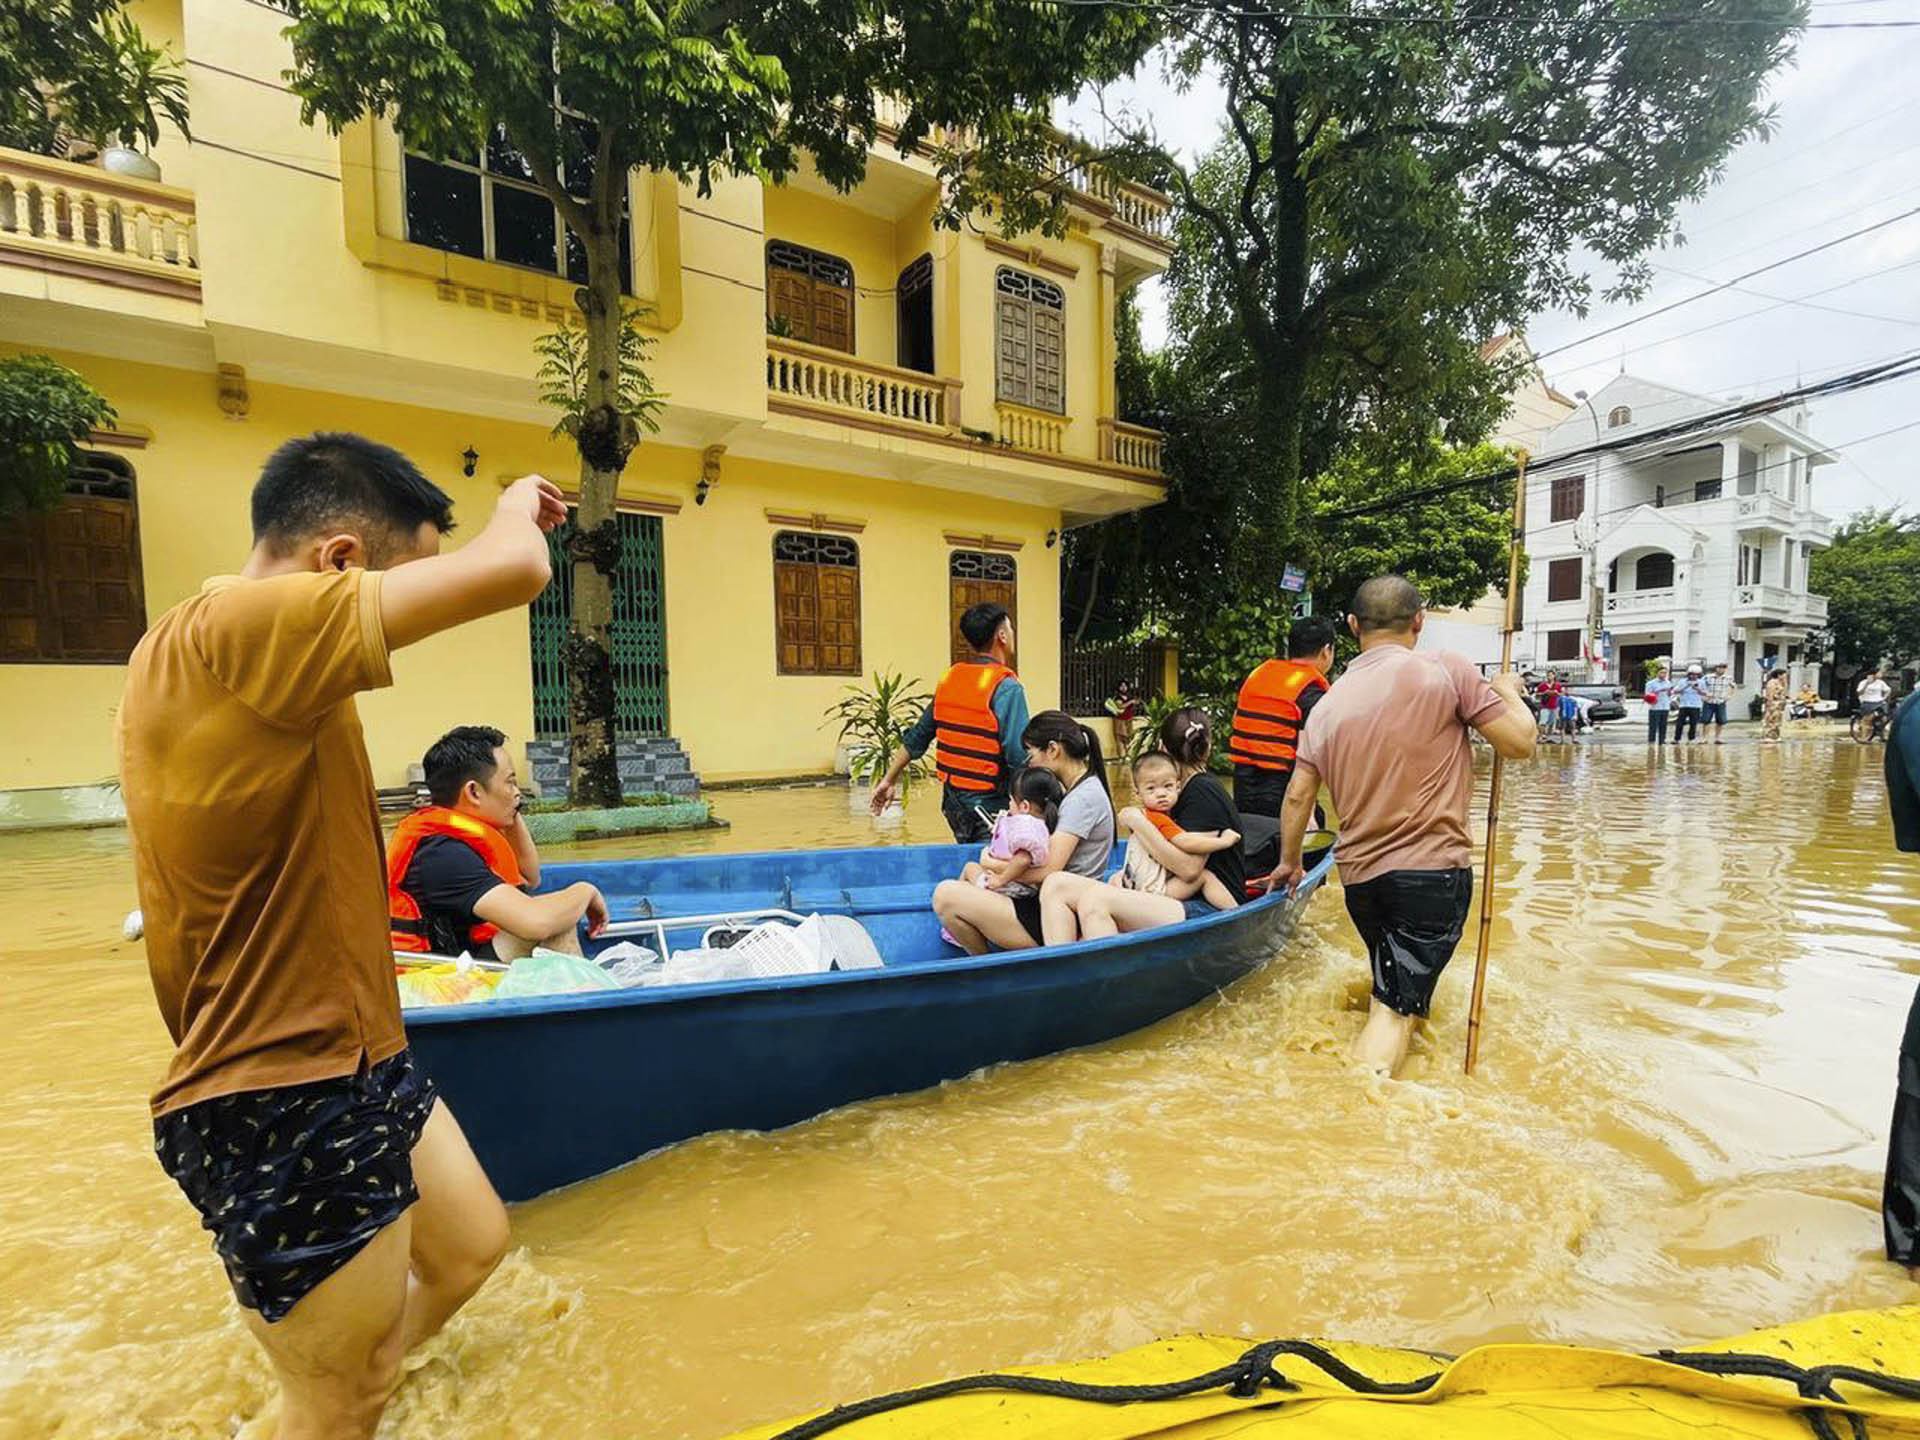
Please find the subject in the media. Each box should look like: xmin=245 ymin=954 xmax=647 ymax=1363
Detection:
xmin=730 ymin=1306 xmax=1920 ymax=1440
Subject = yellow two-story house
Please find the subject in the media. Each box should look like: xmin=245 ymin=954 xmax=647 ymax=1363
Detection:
xmin=0 ymin=0 xmax=1172 ymax=821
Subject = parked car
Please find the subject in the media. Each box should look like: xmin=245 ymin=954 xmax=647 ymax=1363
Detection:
xmin=1566 ymin=683 xmax=1626 ymax=722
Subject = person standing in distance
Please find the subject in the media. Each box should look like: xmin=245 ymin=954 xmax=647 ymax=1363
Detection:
xmin=1265 ymin=575 xmax=1537 ymax=1078
xmin=1227 ymin=614 xmax=1335 ymax=873
xmin=119 ymin=433 xmax=567 ymax=1439
xmin=870 ymin=603 xmax=1030 ymax=843
xmin=1883 ymin=688 xmax=1920 ymax=1280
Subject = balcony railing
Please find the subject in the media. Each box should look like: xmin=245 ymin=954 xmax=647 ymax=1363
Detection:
xmin=866 ymin=102 xmax=1172 ymax=244
xmin=1733 ymin=492 xmax=1798 ymax=531
xmin=1099 ymin=418 xmax=1165 ymax=476
xmin=0 ymin=148 xmax=198 ymax=287
xmin=1604 ymin=587 xmax=1682 ymax=616
xmin=1732 ymin=584 xmax=1798 ymax=617
xmin=996 ymin=401 xmax=1066 ymax=455
xmin=1794 ymin=593 xmax=1829 ymax=625
xmin=766 ymin=338 xmax=956 ymax=432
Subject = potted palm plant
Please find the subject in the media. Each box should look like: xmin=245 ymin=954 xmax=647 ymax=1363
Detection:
xmin=83 ymin=15 xmax=190 ymax=181
xmin=823 ymin=670 xmax=931 ymax=816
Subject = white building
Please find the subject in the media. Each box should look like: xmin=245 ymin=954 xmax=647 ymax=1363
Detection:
xmin=1514 ymin=373 xmax=1834 ymax=693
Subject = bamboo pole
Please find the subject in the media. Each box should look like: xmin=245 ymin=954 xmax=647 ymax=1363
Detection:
xmin=1464 ymin=450 xmax=1528 ymax=1077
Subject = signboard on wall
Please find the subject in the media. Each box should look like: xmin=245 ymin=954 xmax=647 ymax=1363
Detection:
xmin=1281 ymin=564 xmax=1307 ymax=593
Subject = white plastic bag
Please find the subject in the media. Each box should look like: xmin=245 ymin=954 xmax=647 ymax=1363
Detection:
xmin=594 ymin=940 xmax=663 ymax=986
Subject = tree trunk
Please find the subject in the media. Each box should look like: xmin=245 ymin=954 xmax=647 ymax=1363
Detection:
xmin=1069 ymin=524 xmax=1108 ymax=647
xmin=564 ymin=221 xmax=634 ymax=808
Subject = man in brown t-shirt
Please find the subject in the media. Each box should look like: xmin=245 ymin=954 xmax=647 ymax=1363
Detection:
xmin=1267 ymin=575 xmax=1536 ymax=1078
xmin=118 ymin=432 xmax=565 ymax=1437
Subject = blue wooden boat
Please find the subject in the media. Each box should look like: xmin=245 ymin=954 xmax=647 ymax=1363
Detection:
xmin=403 ymin=840 xmax=1337 ymax=1202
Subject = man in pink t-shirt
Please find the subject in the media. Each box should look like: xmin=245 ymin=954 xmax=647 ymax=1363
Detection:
xmin=1267 ymin=575 xmax=1536 ymax=1077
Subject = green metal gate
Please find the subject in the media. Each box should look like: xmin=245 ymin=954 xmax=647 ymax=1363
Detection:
xmin=529 ymin=510 xmax=668 ymax=737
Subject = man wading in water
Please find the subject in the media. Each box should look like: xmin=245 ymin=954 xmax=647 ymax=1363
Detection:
xmin=1265 ymin=575 xmax=1536 ymax=1078
xmin=118 ymin=434 xmax=566 ymax=1439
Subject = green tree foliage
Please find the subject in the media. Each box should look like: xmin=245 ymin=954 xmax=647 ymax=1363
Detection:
xmin=275 ymin=0 xmax=1154 ymax=804
xmin=0 ymin=0 xmax=190 ymax=155
xmin=1307 ymin=441 xmax=1518 ymax=621
xmin=0 ymin=355 xmax=116 ymax=519
xmin=1052 ymin=1 xmax=1802 ymax=586
xmin=1810 ymin=509 xmax=1920 ymax=673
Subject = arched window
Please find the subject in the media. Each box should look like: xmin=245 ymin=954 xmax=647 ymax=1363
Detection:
xmin=994 ymin=267 xmax=1066 ymax=414
xmin=1607 ymin=405 xmax=1632 ymax=428
xmin=766 ymin=241 xmax=855 ymax=353
xmin=773 ymin=530 xmax=861 ymax=675
xmin=0 ymin=450 xmax=146 ymax=662
xmin=948 ymin=550 xmax=1017 ymax=663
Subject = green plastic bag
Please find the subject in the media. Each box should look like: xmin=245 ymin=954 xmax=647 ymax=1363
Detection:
xmin=493 ymin=948 xmax=621 ymax=998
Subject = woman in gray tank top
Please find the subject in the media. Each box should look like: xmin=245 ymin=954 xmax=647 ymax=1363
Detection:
xmin=931 ymin=711 xmax=1114 ymax=952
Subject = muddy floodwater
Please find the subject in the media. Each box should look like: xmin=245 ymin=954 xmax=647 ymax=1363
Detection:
xmin=2 ymin=741 xmax=1916 ymax=1439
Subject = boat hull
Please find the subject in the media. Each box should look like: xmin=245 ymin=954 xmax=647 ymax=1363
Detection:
xmin=405 ymin=842 xmax=1332 ymax=1202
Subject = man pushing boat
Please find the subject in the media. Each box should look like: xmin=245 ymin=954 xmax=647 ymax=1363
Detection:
xmin=117 ymin=433 xmax=565 ymax=1439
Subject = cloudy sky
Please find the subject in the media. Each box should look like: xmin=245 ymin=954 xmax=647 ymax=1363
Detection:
xmin=1064 ymin=6 xmax=1920 ymax=522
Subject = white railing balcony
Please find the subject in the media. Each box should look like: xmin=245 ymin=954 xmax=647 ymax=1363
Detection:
xmin=1604 ymin=587 xmax=1686 ymax=617
xmin=1733 ymin=491 xmax=1798 ymax=531
xmin=1732 ymin=583 xmax=1799 ymax=620
xmin=1099 ymin=417 xmax=1165 ymax=477
xmin=1793 ymin=592 xmax=1830 ymax=625
xmin=766 ymin=338 xmax=957 ymax=432
xmin=0 ymin=147 xmax=198 ymax=291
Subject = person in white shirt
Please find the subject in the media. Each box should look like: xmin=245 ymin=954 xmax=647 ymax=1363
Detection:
xmin=1861 ymin=669 xmax=1893 ymax=715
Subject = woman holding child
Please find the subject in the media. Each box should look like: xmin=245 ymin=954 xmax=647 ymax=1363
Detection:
xmin=931 ymin=711 xmax=1115 ymax=953
xmin=1038 ymin=707 xmax=1243 ymax=944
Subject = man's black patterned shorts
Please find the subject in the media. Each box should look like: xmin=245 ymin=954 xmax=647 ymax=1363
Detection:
xmin=153 ymin=1050 xmax=437 ymax=1323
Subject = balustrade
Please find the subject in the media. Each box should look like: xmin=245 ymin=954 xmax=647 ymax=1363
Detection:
xmin=996 ymin=403 xmax=1067 ymax=455
xmin=766 ymin=339 xmax=951 ymax=430
xmin=0 ymin=150 xmax=198 ymax=281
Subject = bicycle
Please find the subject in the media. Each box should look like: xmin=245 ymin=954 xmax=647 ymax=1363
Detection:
xmin=1852 ymin=706 xmax=1890 ymax=744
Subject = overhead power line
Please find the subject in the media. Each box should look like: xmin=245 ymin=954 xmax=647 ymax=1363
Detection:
xmin=1320 ymin=349 xmax=1920 ymax=521
xmin=1531 ymin=205 xmax=1920 ymax=363
xmin=1036 ymin=0 xmax=1920 ymax=27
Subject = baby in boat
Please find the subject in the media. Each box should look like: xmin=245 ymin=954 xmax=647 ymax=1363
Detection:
xmin=1111 ymin=750 xmax=1240 ymax=911
xmin=958 ymin=765 xmax=1064 ymax=896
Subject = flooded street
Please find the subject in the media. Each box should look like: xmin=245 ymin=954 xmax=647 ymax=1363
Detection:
xmin=1 ymin=741 xmax=1916 ymax=1439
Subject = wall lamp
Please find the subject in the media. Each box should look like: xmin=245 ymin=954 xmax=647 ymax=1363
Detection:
xmin=461 ymin=446 xmax=479 ymax=478
xmin=1045 ymin=529 xmax=1059 ymax=549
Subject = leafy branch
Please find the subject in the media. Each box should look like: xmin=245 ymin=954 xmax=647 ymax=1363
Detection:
xmin=534 ymin=304 xmax=667 ymax=443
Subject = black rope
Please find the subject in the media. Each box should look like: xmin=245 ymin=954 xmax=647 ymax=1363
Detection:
xmin=765 ymin=1340 xmax=1299 ymax=1440
xmin=764 ymin=1337 xmax=1920 ymax=1440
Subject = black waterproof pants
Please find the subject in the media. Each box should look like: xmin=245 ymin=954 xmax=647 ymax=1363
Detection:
xmin=1886 ymin=982 xmax=1920 ymax=1269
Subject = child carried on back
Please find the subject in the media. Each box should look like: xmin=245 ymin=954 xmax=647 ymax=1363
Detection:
xmin=1112 ymin=750 xmax=1241 ymax=911
xmin=958 ymin=765 xmax=1065 ymax=896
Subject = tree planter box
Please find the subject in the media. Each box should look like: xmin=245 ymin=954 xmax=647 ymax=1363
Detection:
xmin=521 ymin=800 xmax=716 ymax=843
xmin=526 ymin=737 xmax=700 ymax=798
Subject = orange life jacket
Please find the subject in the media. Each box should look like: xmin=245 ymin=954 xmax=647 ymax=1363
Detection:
xmin=934 ymin=659 xmax=1016 ymax=794
xmin=386 ymin=806 xmax=524 ymax=954
xmin=1228 ymin=658 xmax=1329 ymax=771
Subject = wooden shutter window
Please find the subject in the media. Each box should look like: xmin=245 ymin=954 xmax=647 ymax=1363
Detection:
xmin=0 ymin=452 xmax=146 ymax=664
xmin=1546 ymin=628 xmax=1582 ymax=662
xmin=1549 ymin=474 xmax=1585 ymax=523
xmin=994 ymin=267 xmax=1066 ymax=414
xmin=767 ymin=241 xmax=855 ymax=354
xmin=1546 ymin=557 xmax=1582 ymax=603
xmin=948 ymin=550 xmax=1017 ymax=664
xmin=773 ymin=530 xmax=861 ymax=676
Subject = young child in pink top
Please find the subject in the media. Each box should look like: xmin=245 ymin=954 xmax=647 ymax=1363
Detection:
xmin=958 ymin=766 xmax=1064 ymax=898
